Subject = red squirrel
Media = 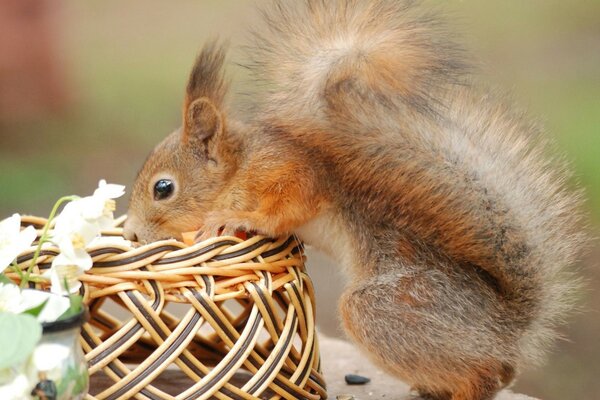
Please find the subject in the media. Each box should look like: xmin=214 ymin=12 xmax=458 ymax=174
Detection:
xmin=124 ymin=1 xmax=586 ymax=399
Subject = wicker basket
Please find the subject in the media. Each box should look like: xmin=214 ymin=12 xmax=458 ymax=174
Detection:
xmin=13 ymin=216 xmax=327 ymax=400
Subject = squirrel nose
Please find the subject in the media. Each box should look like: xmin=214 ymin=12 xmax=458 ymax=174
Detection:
xmin=124 ymin=229 xmax=138 ymax=242
xmin=122 ymin=226 xmax=138 ymax=242
xmin=122 ymin=218 xmax=139 ymax=242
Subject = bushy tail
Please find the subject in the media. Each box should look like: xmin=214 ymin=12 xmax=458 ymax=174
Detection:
xmin=246 ymin=0 xmax=467 ymax=124
xmin=245 ymin=0 xmax=589 ymax=368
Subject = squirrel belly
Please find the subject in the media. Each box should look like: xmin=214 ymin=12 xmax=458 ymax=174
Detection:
xmin=295 ymin=209 xmax=356 ymax=272
xmin=125 ymin=1 xmax=586 ymax=399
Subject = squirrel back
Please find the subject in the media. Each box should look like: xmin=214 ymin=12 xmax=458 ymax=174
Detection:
xmin=244 ymin=0 xmax=586 ymax=367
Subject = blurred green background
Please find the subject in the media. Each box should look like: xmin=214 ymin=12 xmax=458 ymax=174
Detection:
xmin=0 ymin=1 xmax=598 ymax=398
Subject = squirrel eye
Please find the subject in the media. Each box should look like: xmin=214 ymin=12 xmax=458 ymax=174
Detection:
xmin=153 ymin=179 xmax=174 ymax=200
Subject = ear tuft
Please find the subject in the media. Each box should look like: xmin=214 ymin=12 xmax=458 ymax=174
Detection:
xmin=185 ymin=41 xmax=228 ymax=107
xmin=184 ymin=97 xmax=222 ymax=143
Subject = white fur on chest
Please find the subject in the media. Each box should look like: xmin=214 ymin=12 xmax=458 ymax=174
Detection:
xmin=294 ymin=210 xmax=355 ymax=270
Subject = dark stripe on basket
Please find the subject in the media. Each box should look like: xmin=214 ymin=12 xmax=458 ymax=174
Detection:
xmin=183 ymin=315 xmax=263 ymax=400
xmin=89 ymin=275 xmax=161 ymax=366
xmin=212 ymin=238 xmax=274 ymax=261
xmin=81 ymin=330 xmax=162 ymax=400
xmin=91 ymin=312 xmax=117 ymax=331
xmin=192 ymin=288 xmax=311 ymax=399
xmin=252 ymin=282 xmax=278 ymax=332
xmin=271 ymin=290 xmax=302 ymax=368
xmin=154 ymin=240 xmax=239 ymax=265
xmin=201 ymin=275 xmax=214 ymax=296
xmin=192 ymin=289 xmax=236 ymax=343
xmin=107 ymin=294 xmax=203 ymax=400
xmin=16 ymin=249 xmax=58 ymax=264
xmin=88 ymin=247 xmax=127 ymax=257
xmin=89 ymin=317 xmax=143 ymax=367
xmin=106 ymin=361 xmax=162 ymax=400
xmin=296 ymin=337 xmax=316 ymax=389
xmin=251 ymin=280 xmax=309 ymax=380
xmin=260 ymin=236 xmax=295 ymax=258
xmin=127 ymin=294 xmax=211 ymax=380
xmin=93 ymin=292 xmax=239 ymax=398
xmin=291 ymin=282 xmax=307 ymax=325
xmin=248 ymin=314 xmax=298 ymax=394
xmin=275 ymin=286 xmax=320 ymax=398
xmin=125 ymin=285 xmax=248 ymax=400
xmin=93 ymin=244 xmax=181 ymax=267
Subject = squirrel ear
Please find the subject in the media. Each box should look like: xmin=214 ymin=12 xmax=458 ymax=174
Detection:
xmin=181 ymin=42 xmax=229 ymax=153
xmin=186 ymin=42 xmax=227 ymax=105
xmin=183 ymin=97 xmax=223 ymax=145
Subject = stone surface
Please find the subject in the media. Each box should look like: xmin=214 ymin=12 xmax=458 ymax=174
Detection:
xmin=319 ymin=335 xmax=540 ymax=400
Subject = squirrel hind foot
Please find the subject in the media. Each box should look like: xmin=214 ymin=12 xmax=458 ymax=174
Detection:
xmin=411 ymin=364 xmax=514 ymax=400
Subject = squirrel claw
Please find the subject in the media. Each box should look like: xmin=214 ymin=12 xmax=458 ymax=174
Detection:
xmin=195 ymin=211 xmax=257 ymax=242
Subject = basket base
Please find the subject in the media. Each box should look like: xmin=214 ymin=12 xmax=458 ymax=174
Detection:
xmin=90 ymin=368 xmax=275 ymax=398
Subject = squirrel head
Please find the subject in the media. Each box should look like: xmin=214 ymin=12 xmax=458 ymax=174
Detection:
xmin=124 ymin=42 xmax=239 ymax=242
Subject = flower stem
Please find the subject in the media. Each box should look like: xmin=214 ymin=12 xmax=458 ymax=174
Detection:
xmin=11 ymin=259 xmax=24 ymax=280
xmin=21 ymin=195 xmax=79 ymax=288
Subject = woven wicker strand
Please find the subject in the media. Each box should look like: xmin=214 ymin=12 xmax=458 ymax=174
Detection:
xmin=11 ymin=216 xmax=327 ymax=400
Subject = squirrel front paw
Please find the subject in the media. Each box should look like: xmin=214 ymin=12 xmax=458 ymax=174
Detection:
xmin=194 ymin=211 xmax=261 ymax=242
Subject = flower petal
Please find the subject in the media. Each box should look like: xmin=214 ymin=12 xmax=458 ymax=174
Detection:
xmin=16 ymin=289 xmax=71 ymax=323
xmin=77 ymin=196 xmax=105 ymax=221
xmin=0 ymin=213 xmax=20 ymax=235
xmin=36 ymin=293 xmax=71 ymax=323
xmin=48 ymin=259 xmax=85 ymax=295
xmin=52 ymin=215 xmax=100 ymax=256
xmin=0 ymin=249 xmax=16 ymax=274
xmin=17 ymin=289 xmax=50 ymax=313
xmin=0 ymin=214 xmax=36 ymax=273
xmin=18 ymin=226 xmax=37 ymax=250
xmin=94 ymin=180 xmax=125 ymax=199
xmin=0 ymin=283 xmax=22 ymax=313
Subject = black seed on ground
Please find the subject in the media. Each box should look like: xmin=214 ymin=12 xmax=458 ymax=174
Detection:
xmin=345 ymin=374 xmax=371 ymax=385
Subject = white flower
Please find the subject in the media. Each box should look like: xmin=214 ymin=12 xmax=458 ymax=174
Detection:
xmin=45 ymin=180 xmax=125 ymax=295
xmin=52 ymin=201 xmax=100 ymax=261
xmin=0 ymin=283 xmax=22 ymax=313
xmin=51 ymin=179 xmax=125 ymax=256
xmin=51 ymin=200 xmax=99 ymax=274
xmin=0 ymin=284 xmax=70 ymax=322
xmin=0 ymin=214 xmax=36 ymax=273
xmin=95 ymin=179 xmax=126 ymax=199
xmin=80 ymin=179 xmax=126 ymax=229
xmin=47 ymin=254 xmax=86 ymax=295
xmin=19 ymin=289 xmax=70 ymax=323
xmin=0 ymin=370 xmax=31 ymax=400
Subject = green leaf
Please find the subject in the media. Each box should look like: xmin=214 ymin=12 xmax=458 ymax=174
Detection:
xmin=0 ymin=312 xmax=42 ymax=369
xmin=22 ymin=299 xmax=49 ymax=318
xmin=58 ymin=294 xmax=83 ymax=320
xmin=0 ymin=274 xmax=16 ymax=285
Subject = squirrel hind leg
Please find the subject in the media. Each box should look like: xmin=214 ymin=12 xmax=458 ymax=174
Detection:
xmin=339 ymin=268 xmax=518 ymax=400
